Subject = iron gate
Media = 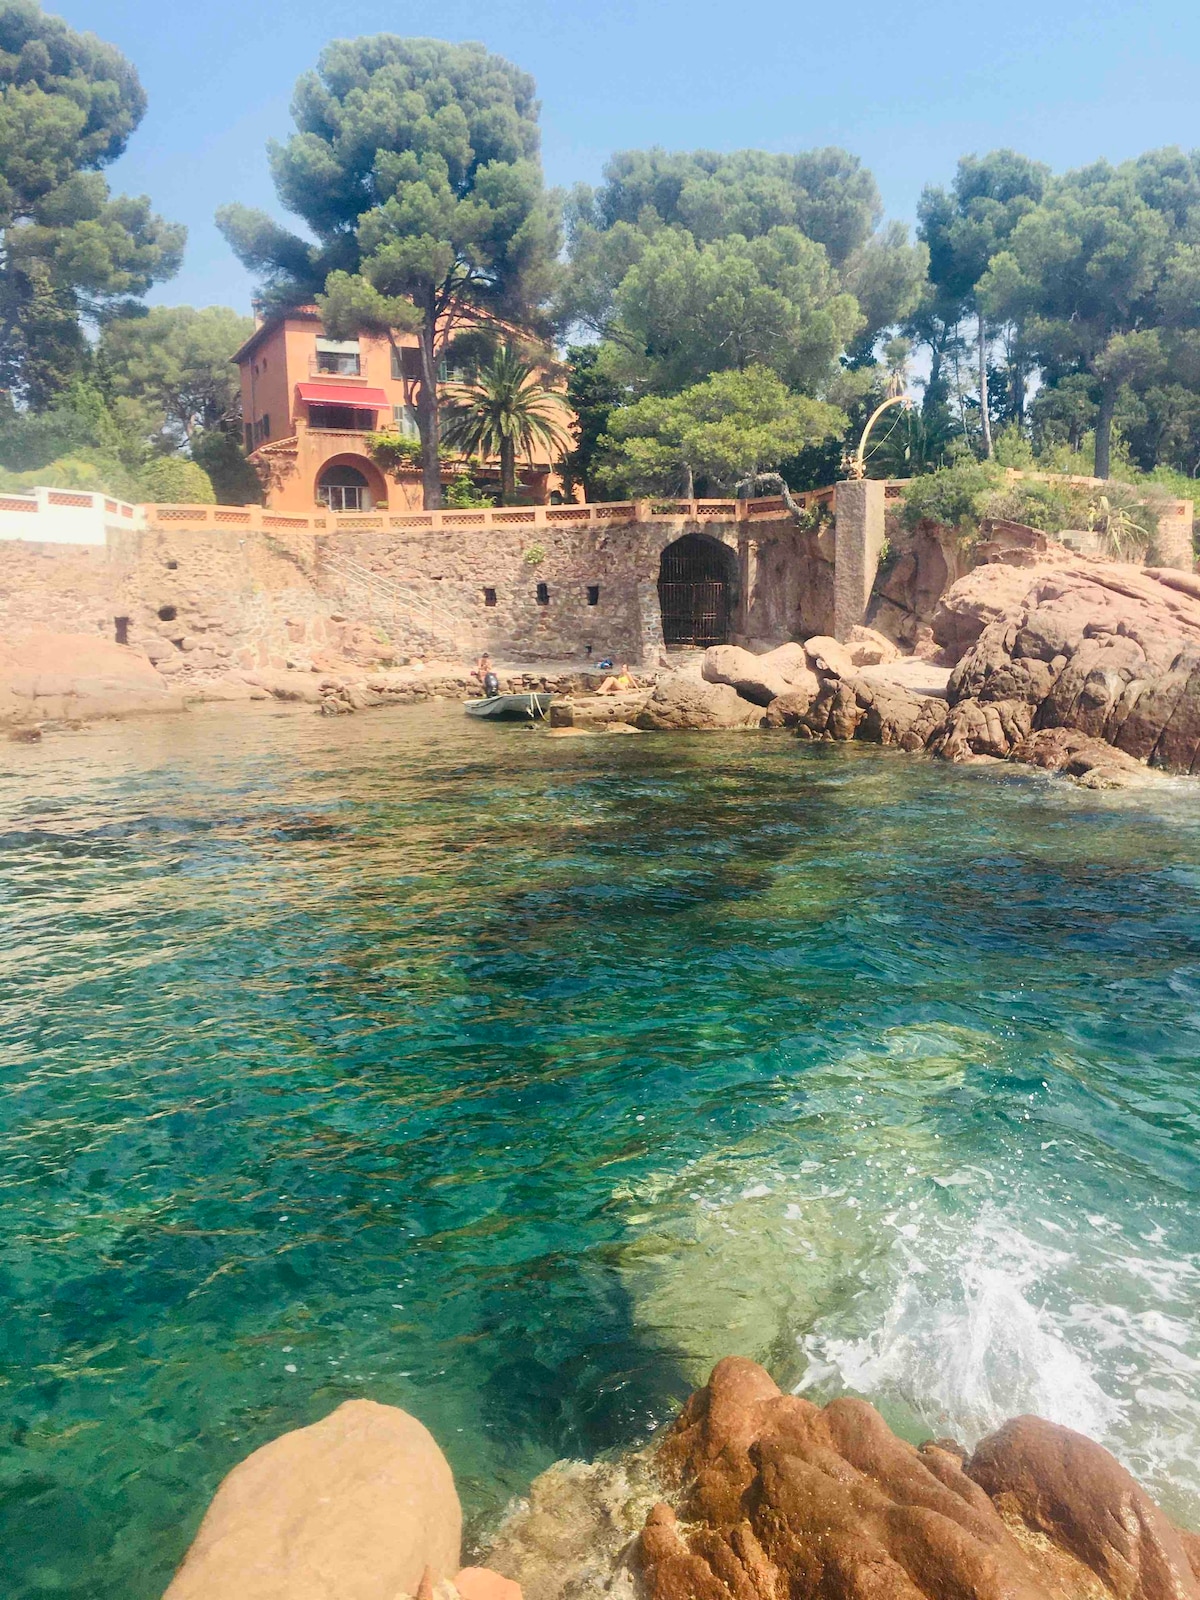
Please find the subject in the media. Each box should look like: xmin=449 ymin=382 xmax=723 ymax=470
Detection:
xmin=657 ymin=534 xmax=733 ymax=648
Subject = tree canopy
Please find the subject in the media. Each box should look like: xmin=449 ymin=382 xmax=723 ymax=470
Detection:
xmin=99 ymin=305 xmax=252 ymax=450
xmin=917 ymin=150 xmax=1049 ymax=457
xmin=218 ymin=35 xmax=560 ymax=508
xmin=440 ymin=344 xmax=570 ymax=501
xmin=565 ymin=144 xmax=926 ymax=366
xmin=979 ymin=152 xmax=1200 ymax=477
xmin=587 ymin=147 xmax=882 ymax=264
xmin=597 ymin=366 xmax=845 ymax=497
xmin=605 ymin=226 xmax=864 ymax=395
xmin=559 ymin=141 xmax=926 ymax=494
xmin=0 ymin=0 xmax=184 ymax=405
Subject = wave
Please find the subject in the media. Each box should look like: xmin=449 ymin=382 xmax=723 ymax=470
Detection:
xmin=795 ymin=1204 xmax=1200 ymax=1526
xmin=797 ymin=1210 xmax=1121 ymax=1444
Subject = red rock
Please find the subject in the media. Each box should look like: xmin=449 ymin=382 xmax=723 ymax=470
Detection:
xmin=931 ymin=562 xmax=1057 ymax=662
xmin=703 ymin=644 xmax=822 ymax=705
xmin=0 ymin=630 xmax=184 ymax=726
xmin=845 ymin=624 xmax=899 ymax=666
xmin=639 ymin=1358 xmax=1200 ymax=1600
xmin=635 ymin=674 xmax=764 ymax=730
xmin=454 ymin=1566 xmax=523 ymax=1600
xmin=944 ymin=563 xmax=1200 ymax=773
xmin=968 ymin=1415 xmax=1200 ymax=1600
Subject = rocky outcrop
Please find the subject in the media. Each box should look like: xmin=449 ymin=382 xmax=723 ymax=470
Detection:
xmin=802 ymin=635 xmax=857 ymax=679
xmin=930 ymin=560 xmax=1055 ymax=661
xmin=769 ymin=672 xmax=946 ymax=751
xmin=751 ymin=556 xmax=1200 ymax=785
xmin=844 ymin=624 xmax=900 ymax=666
xmin=944 ymin=561 xmax=1200 ymax=775
xmin=970 ymin=1415 xmax=1200 ymax=1600
xmin=164 ymin=1399 xmax=522 ymax=1600
xmin=163 ymin=1400 xmax=462 ymax=1600
xmin=636 ymin=1357 xmax=1200 ymax=1600
xmin=635 ymin=674 xmax=765 ymax=731
xmin=703 ymin=643 xmax=821 ymax=706
xmin=867 ymin=524 xmax=961 ymax=648
xmin=0 ymin=630 xmax=186 ymax=727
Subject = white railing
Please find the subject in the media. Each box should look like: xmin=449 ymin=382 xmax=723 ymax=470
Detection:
xmin=0 ymin=486 xmax=140 ymax=545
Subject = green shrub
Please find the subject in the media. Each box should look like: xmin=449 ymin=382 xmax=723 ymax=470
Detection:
xmin=0 ymin=453 xmax=139 ymax=498
xmin=902 ymin=458 xmax=1173 ymax=558
xmin=368 ymin=431 xmax=457 ymax=473
xmin=901 ymin=461 xmax=1002 ymax=533
xmin=368 ymin=432 xmax=421 ymax=472
xmin=137 ymin=457 xmax=216 ymax=504
xmin=444 ymin=471 xmax=494 ymax=509
xmin=0 ymin=383 xmax=133 ymax=473
xmin=192 ymin=429 xmax=262 ymax=505
xmin=983 ymin=478 xmax=1089 ymax=535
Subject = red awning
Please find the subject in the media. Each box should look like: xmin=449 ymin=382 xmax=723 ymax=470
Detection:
xmin=296 ymin=382 xmax=390 ymax=408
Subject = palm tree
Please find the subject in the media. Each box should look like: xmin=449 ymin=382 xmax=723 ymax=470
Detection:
xmin=441 ymin=346 xmax=572 ymax=503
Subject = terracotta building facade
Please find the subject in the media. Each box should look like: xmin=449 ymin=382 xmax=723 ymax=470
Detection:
xmin=233 ymin=308 xmax=565 ymax=515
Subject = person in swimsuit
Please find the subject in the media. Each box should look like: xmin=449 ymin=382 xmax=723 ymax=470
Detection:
xmin=597 ymin=663 xmax=638 ymax=695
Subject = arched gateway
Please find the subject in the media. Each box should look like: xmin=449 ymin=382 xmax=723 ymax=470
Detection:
xmin=657 ymin=533 xmax=736 ymax=649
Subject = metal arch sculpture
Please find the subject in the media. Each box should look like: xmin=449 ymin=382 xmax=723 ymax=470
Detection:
xmin=846 ymin=394 xmax=912 ymax=480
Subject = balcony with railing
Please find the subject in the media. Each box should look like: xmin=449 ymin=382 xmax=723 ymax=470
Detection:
xmin=307 ymin=352 xmax=371 ymax=382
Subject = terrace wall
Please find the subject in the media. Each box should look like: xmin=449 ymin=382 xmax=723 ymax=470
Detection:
xmin=5 ymin=475 xmax=1187 ymax=685
xmin=0 ymin=495 xmax=833 ymax=679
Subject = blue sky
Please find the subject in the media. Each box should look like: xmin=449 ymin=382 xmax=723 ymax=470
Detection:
xmin=62 ymin=0 xmax=1200 ymax=313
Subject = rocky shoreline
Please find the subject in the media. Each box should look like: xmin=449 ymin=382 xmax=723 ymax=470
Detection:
xmin=161 ymin=1355 xmax=1200 ymax=1600
xmin=6 ymin=533 xmax=1200 ymax=793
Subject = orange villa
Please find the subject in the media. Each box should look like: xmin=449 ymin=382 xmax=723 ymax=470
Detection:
xmin=233 ymin=307 xmax=569 ymax=513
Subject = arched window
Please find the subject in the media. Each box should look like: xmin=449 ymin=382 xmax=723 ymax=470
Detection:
xmin=318 ymin=463 xmax=371 ymax=512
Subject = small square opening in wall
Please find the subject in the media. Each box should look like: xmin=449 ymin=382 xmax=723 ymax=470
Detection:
xmin=157 ymin=605 xmax=177 ymax=622
xmin=536 ymin=582 xmax=550 ymax=605
xmin=483 ymin=587 xmax=497 ymax=607
xmin=587 ymin=585 xmax=600 ymax=606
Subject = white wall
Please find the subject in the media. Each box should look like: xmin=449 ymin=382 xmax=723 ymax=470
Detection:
xmin=0 ymin=487 xmax=143 ymax=546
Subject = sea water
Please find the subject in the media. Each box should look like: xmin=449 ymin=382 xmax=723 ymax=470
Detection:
xmin=2 ymin=701 xmax=1200 ymax=1598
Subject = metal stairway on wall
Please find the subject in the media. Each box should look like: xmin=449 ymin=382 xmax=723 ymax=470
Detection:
xmin=320 ymin=551 xmax=474 ymax=658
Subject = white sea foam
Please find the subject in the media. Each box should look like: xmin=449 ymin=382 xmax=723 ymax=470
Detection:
xmin=614 ymin=1022 xmax=1200 ymax=1525
xmin=793 ymin=1202 xmax=1200 ymax=1524
xmin=797 ymin=1210 xmax=1122 ymax=1446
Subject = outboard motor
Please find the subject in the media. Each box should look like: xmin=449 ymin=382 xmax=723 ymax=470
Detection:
xmin=483 ymin=670 xmax=500 ymax=697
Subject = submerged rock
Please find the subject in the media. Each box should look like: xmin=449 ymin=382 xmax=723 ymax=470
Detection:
xmin=481 ymin=1455 xmax=664 ymax=1600
xmin=636 ymin=1357 xmax=1200 ymax=1600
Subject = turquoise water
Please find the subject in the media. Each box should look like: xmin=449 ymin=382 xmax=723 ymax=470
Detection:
xmin=3 ymin=703 xmax=1200 ymax=1597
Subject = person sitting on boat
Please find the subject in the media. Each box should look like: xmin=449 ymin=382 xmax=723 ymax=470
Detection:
xmin=597 ymin=663 xmax=638 ymax=695
xmin=476 ymin=654 xmax=500 ymax=697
